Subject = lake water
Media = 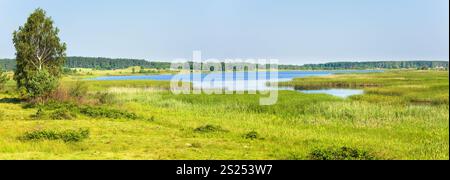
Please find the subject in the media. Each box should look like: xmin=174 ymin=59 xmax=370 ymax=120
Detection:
xmin=299 ymin=89 xmax=365 ymax=98
xmin=92 ymin=70 xmax=380 ymax=98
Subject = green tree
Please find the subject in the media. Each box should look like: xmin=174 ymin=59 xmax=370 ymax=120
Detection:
xmin=0 ymin=67 xmax=9 ymax=90
xmin=12 ymin=8 xmax=66 ymax=98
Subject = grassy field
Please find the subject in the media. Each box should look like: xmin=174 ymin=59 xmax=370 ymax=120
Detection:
xmin=0 ymin=70 xmax=448 ymax=160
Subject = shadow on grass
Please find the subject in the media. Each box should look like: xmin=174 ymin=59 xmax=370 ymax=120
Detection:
xmin=0 ymin=97 xmax=23 ymax=104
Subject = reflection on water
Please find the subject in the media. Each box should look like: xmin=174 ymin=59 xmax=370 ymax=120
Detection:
xmin=299 ymin=89 xmax=364 ymax=98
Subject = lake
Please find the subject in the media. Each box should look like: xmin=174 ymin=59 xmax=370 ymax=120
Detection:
xmin=299 ymin=89 xmax=365 ymax=98
xmin=92 ymin=70 xmax=380 ymax=98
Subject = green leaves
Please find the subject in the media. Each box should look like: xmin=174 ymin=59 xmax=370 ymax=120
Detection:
xmin=13 ymin=8 xmax=66 ymax=99
xmin=26 ymin=70 xmax=58 ymax=98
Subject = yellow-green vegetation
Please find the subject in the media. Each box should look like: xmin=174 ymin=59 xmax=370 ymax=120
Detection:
xmin=66 ymin=66 xmax=177 ymax=78
xmin=0 ymin=70 xmax=448 ymax=160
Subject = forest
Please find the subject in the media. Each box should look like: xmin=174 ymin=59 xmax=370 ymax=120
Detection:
xmin=0 ymin=57 xmax=171 ymax=71
xmin=301 ymin=61 xmax=449 ymax=70
xmin=1 ymin=58 xmax=448 ymax=71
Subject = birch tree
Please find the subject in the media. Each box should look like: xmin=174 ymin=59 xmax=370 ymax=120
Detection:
xmin=13 ymin=8 xmax=66 ymax=98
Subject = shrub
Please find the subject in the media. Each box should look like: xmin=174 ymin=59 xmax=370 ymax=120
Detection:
xmin=194 ymin=124 xmax=228 ymax=133
xmin=69 ymin=81 xmax=89 ymax=100
xmin=309 ymin=146 xmax=377 ymax=160
xmin=34 ymin=102 xmax=138 ymax=120
xmin=37 ymin=101 xmax=77 ymax=110
xmin=25 ymin=70 xmax=59 ymax=99
xmin=49 ymin=87 xmax=71 ymax=102
xmin=50 ymin=109 xmax=76 ymax=120
xmin=79 ymin=106 xmax=138 ymax=119
xmin=20 ymin=128 xmax=90 ymax=143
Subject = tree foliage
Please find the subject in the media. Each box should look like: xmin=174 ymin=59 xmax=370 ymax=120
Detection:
xmin=2 ymin=58 xmax=448 ymax=71
xmin=65 ymin=57 xmax=171 ymax=70
xmin=12 ymin=8 xmax=66 ymax=98
xmin=26 ymin=70 xmax=58 ymax=98
xmin=301 ymin=61 xmax=449 ymax=70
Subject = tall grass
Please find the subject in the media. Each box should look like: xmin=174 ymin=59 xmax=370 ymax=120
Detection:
xmin=0 ymin=70 xmax=448 ymax=159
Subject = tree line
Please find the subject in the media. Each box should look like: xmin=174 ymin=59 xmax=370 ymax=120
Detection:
xmin=301 ymin=61 xmax=449 ymax=70
xmin=65 ymin=57 xmax=172 ymax=70
xmin=0 ymin=57 xmax=172 ymax=71
xmin=2 ymin=58 xmax=448 ymax=71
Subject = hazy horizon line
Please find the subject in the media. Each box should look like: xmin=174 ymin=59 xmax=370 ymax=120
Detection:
xmin=1 ymin=55 xmax=448 ymax=66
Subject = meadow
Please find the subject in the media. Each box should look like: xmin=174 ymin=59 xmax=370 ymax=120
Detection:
xmin=0 ymin=69 xmax=448 ymax=160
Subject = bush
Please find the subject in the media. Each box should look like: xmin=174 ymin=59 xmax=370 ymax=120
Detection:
xmin=25 ymin=70 xmax=59 ymax=99
xmin=48 ymin=87 xmax=71 ymax=102
xmin=194 ymin=124 xmax=228 ymax=133
xmin=31 ymin=107 xmax=76 ymax=120
xmin=50 ymin=109 xmax=76 ymax=120
xmin=20 ymin=128 xmax=90 ymax=143
xmin=79 ymin=106 xmax=138 ymax=119
xmin=69 ymin=81 xmax=89 ymax=100
xmin=34 ymin=101 xmax=139 ymax=119
xmin=34 ymin=102 xmax=137 ymax=120
xmin=37 ymin=101 xmax=77 ymax=110
xmin=309 ymin=146 xmax=378 ymax=160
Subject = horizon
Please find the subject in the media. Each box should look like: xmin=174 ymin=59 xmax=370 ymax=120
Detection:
xmin=1 ymin=0 xmax=449 ymax=64
xmin=1 ymin=55 xmax=448 ymax=66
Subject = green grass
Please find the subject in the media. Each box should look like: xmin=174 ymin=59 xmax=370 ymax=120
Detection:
xmin=0 ymin=70 xmax=448 ymax=160
xmin=60 ymin=78 xmax=173 ymax=91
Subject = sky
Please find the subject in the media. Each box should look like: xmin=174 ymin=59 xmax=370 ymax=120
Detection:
xmin=0 ymin=0 xmax=449 ymax=64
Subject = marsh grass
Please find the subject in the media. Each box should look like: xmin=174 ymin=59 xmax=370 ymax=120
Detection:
xmin=0 ymin=70 xmax=448 ymax=159
xmin=280 ymin=70 xmax=448 ymax=105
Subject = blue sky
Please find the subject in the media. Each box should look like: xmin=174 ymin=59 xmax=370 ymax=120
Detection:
xmin=0 ymin=0 xmax=448 ymax=64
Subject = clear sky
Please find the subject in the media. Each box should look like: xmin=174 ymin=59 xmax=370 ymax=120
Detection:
xmin=0 ymin=0 xmax=449 ymax=64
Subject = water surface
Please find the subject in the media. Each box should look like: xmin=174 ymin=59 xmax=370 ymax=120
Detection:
xmin=299 ymin=89 xmax=364 ymax=98
xmin=91 ymin=70 xmax=379 ymax=97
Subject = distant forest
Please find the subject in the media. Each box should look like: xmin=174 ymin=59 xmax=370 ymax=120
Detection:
xmin=65 ymin=57 xmax=171 ymax=70
xmin=1 ymin=57 xmax=448 ymax=71
xmin=0 ymin=57 xmax=171 ymax=71
xmin=301 ymin=61 xmax=449 ymax=70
